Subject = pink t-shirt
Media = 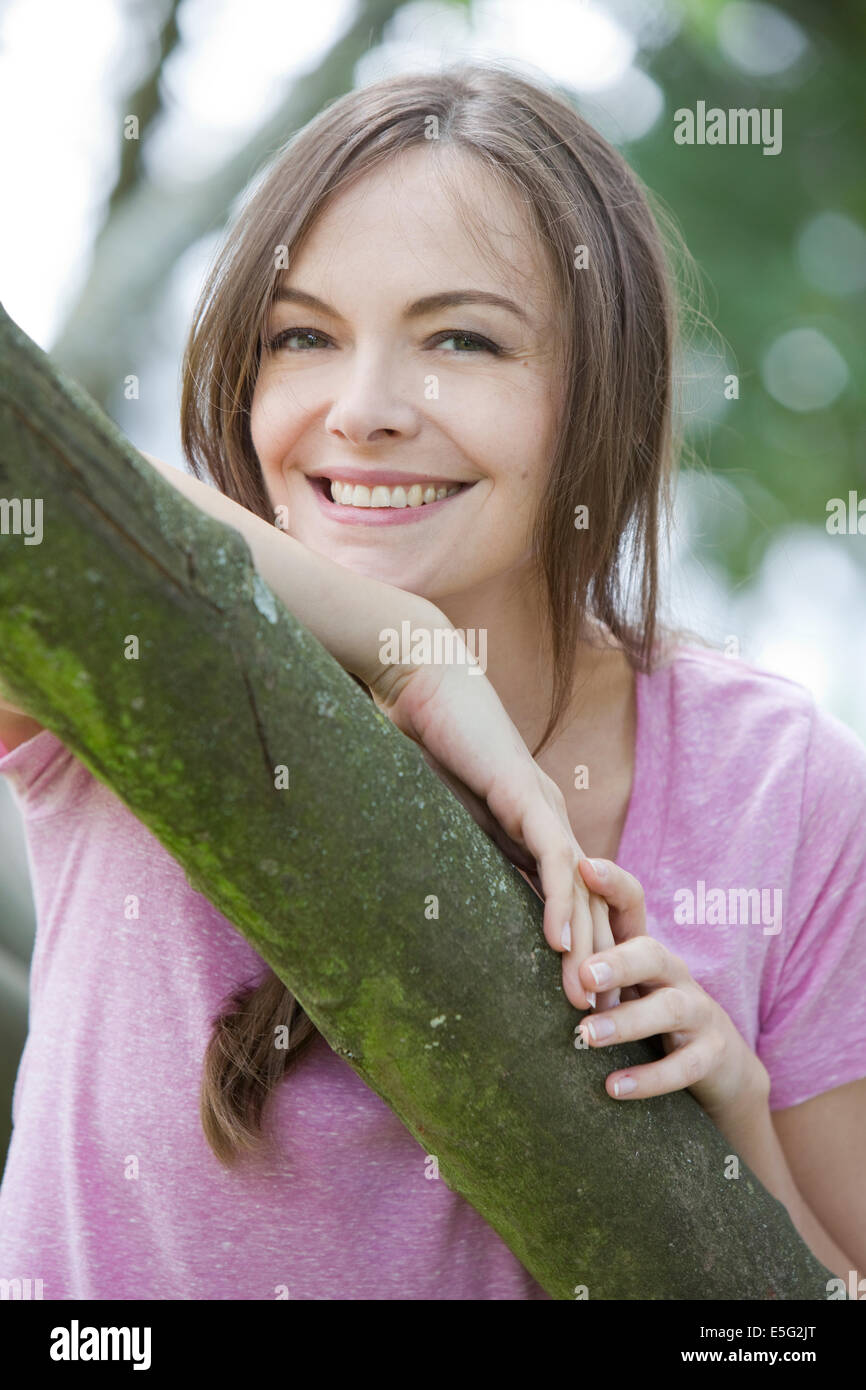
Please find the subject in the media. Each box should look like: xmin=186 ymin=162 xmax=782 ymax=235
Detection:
xmin=1 ymin=645 xmax=865 ymax=1300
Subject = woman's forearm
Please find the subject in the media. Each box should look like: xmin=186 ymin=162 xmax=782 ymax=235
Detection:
xmin=714 ymin=1090 xmax=859 ymax=1285
xmin=141 ymin=453 xmax=444 ymax=695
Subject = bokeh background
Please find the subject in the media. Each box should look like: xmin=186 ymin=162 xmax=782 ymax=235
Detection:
xmin=1 ymin=0 xmax=864 ymax=1173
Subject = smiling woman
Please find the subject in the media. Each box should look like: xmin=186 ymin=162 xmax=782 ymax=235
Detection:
xmin=248 ymin=146 xmax=566 ymax=590
xmin=177 ymin=62 xmax=865 ymax=1282
xmin=183 ymin=73 xmax=675 ymax=701
xmin=175 ymin=64 xmax=682 ymax=1171
xmin=1 ymin=59 xmax=865 ymax=1303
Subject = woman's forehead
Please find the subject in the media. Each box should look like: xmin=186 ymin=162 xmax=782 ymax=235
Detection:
xmin=282 ymin=148 xmax=554 ymax=312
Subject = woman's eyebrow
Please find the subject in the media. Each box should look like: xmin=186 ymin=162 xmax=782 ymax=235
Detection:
xmin=271 ymin=285 xmax=530 ymax=323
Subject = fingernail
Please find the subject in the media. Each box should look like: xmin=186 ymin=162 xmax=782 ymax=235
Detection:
xmin=587 ymin=1016 xmax=616 ymax=1041
xmin=561 ymin=921 xmax=571 ymax=951
xmin=590 ymin=858 xmax=608 ymax=879
xmin=588 ymin=960 xmax=613 ymax=987
xmin=613 ymin=1076 xmax=637 ymax=1097
xmin=585 ymin=991 xmax=596 ymax=1009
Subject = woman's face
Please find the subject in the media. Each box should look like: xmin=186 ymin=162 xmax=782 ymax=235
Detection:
xmin=250 ymin=145 xmax=562 ymax=606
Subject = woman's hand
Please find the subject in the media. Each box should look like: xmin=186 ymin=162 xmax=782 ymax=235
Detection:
xmin=574 ymin=857 xmax=770 ymax=1119
xmin=370 ymin=656 xmax=618 ymax=1013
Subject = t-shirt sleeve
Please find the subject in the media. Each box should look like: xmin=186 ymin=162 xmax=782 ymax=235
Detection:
xmin=0 ymin=728 xmax=91 ymax=819
xmin=757 ymin=698 xmax=866 ymax=1109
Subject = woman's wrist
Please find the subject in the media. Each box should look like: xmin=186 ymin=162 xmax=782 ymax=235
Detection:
xmin=254 ymin=523 xmax=448 ymax=693
xmin=706 ymin=1069 xmax=803 ymax=1219
xmin=353 ymin=597 xmax=455 ymax=701
xmin=703 ymin=1049 xmax=771 ymax=1134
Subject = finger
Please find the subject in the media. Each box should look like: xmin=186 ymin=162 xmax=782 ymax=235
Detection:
xmin=578 ymin=935 xmax=691 ymax=998
xmin=537 ymin=834 xmax=581 ymax=955
xmin=526 ymin=796 xmax=585 ymax=950
xmin=562 ymin=892 xmax=618 ymax=1012
xmin=567 ymin=866 xmax=598 ymax=1012
xmin=577 ymin=859 xmax=647 ymax=1008
xmin=598 ymin=1039 xmax=718 ymax=1101
xmin=576 ymin=986 xmax=699 ymax=1050
xmin=542 ymin=847 xmax=596 ymax=1011
xmin=577 ymin=857 xmax=648 ymax=941
xmin=590 ymin=895 xmax=621 ymax=1011
xmin=515 ymin=795 xmax=601 ymax=1012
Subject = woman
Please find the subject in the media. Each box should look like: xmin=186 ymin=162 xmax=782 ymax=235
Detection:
xmin=1 ymin=62 xmax=863 ymax=1299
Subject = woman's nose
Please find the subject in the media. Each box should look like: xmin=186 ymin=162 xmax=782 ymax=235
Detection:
xmin=324 ymin=354 xmax=420 ymax=445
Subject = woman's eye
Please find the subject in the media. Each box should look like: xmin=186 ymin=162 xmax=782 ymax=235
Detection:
xmin=265 ymin=327 xmax=502 ymax=355
xmin=430 ymin=330 xmax=501 ymax=355
xmin=266 ymin=328 xmax=330 ymax=352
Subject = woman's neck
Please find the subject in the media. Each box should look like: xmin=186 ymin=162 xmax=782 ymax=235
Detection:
xmin=438 ymin=572 xmax=638 ymax=861
xmin=436 ymin=570 xmax=626 ymax=756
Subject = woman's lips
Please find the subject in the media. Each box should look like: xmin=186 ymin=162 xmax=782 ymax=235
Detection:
xmin=307 ymin=474 xmax=474 ymax=526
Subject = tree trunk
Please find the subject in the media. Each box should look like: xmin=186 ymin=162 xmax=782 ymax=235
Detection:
xmin=0 ymin=303 xmax=839 ymax=1300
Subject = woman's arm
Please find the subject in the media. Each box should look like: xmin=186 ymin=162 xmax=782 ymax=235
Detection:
xmin=10 ymin=450 xmax=426 ymax=751
xmin=141 ymin=454 xmax=613 ymax=1008
xmin=770 ymin=1079 xmax=866 ymax=1278
xmin=141 ymin=453 xmax=439 ymax=700
xmin=713 ymin=1083 xmax=862 ymax=1286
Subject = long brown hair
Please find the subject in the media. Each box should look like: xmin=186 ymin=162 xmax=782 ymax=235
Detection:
xmin=180 ymin=60 xmax=705 ymax=1166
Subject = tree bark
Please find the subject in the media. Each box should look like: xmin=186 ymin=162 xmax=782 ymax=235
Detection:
xmin=0 ymin=303 xmax=840 ymax=1300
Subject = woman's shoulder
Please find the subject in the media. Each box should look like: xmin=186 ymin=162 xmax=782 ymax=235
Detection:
xmin=648 ymin=638 xmax=825 ymax=740
xmin=0 ymin=726 xmax=94 ymax=820
xmin=649 ymin=638 xmax=816 ymax=714
xmin=643 ymin=638 xmax=866 ymax=815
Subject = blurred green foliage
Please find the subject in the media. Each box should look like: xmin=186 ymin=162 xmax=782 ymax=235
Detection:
xmin=629 ymin=0 xmax=865 ymax=578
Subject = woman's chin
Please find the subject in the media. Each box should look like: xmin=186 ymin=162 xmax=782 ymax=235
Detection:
xmin=307 ymin=544 xmax=427 ymax=592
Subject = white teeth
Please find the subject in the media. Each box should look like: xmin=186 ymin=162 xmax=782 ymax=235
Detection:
xmin=326 ymin=479 xmax=464 ymax=508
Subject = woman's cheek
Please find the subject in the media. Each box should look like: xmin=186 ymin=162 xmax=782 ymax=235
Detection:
xmin=250 ymin=376 xmax=294 ymax=456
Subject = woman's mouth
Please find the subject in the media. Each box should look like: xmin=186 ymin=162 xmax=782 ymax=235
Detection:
xmin=307 ymin=474 xmax=474 ymax=526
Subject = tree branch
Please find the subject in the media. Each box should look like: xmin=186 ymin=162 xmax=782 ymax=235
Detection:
xmin=105 ymin=0 xmax=186 ymax=220
xmin=0 ymin=302 xmax=840 ymax=1299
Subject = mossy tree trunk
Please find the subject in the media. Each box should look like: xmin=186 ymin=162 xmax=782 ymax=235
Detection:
xmin=0 ymin=303 xmax=839 ymax=1300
